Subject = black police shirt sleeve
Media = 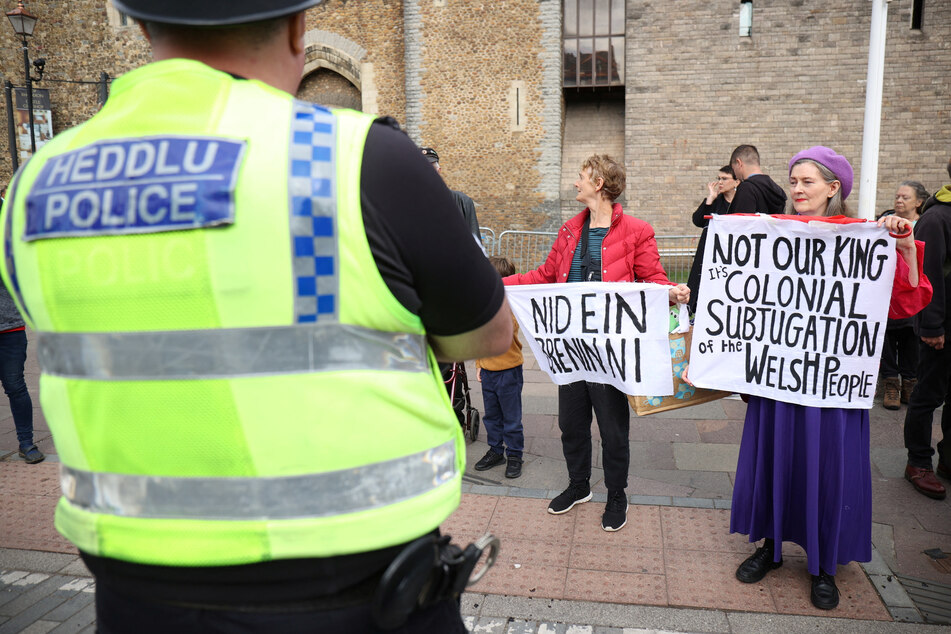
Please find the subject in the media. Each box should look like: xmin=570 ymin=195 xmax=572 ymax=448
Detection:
xmin=360 ymin=122 xmax=504 ymax=337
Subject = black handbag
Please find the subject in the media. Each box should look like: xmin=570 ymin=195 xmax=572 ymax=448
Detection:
xmin=579 ymin=215 xmax=601 ymax=282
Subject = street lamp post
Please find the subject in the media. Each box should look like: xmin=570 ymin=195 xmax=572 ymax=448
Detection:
xmin=5 ymin=0 xmax=38 ymax=156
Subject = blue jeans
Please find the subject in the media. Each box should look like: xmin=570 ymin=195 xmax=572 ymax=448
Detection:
xmin=0 ymin=329 xmax=34 ymax=449
xmin=480 ymin=365 xmax=523 ymax=458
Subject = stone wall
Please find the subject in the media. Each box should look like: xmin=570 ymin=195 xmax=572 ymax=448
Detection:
xmin=0 ymin=1 xmax=149 ymax=184
xmin=298 ymin=68 xmax=362 ymax=110
xmin=626 ymin=0 xmax=951 ymax=235
xmin=305 ymin=0 xmax=406 ymax=120
xmin=407 ymin=0 xmax=562 ymax=232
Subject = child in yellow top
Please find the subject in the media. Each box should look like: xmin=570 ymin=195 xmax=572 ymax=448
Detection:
xmin=474 ymin=257 xmax=525 ymax=478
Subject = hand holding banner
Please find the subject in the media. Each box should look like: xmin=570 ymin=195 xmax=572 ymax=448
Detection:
xmin=505 ymin=282 xmax=673 ymax=396
xmin=689 ymin=215 xmax=896 ymax=409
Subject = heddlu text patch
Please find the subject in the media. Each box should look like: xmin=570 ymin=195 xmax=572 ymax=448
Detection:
xmin=23 ymin=136 xmax=246 ymax=241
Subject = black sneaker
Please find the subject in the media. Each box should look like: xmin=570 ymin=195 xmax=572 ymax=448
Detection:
xmin=18 ymin=445 xmax=45 ymax=464
xmin=548 ymin=481 xmax=591 ymax=514
xmin=504 ymin=457 xmax=523 ymax=479
xmin=474 ymin=450 xmax=505 ymax=471
xmin=601 ymin=489 xmax=628 ymax=531
xmin=736 ymin=543 xmax=783 ymax=583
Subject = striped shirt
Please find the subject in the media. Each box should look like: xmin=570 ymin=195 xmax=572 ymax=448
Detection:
xmin=567 ymin=227 xmax=607 ymax=282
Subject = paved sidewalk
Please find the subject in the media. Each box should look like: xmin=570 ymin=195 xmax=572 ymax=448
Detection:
xmin=2 ymin=330 xmax=950 ymax=632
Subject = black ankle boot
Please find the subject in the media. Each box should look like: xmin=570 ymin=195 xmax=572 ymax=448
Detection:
xmin=810 ymin=569 xmax=839 ymax=609
xmin=736 ymin=538 xmax=783 ymax=584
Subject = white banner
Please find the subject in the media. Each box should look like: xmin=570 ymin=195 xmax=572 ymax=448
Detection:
xmin=689 ymin=215 xmax=896 ymax=409
xmin=506 ymin=282 xmax=673 ymax=395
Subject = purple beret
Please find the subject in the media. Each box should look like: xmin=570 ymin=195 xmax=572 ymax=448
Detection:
xmin=788 ymin=146 xmax=854 ymax=200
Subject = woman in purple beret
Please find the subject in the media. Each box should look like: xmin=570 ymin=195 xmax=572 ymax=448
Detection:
xmin=729 ymin=147 xmax=933 ymax=610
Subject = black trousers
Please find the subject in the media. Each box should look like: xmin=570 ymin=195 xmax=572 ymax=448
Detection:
xmin=880 ymin=326 xmax=918 ymax=380
xmin=904 ymin=341 xmax=951 ymax=469
xmin=558 ymin=381 xmax=630 ymax=492
xmin=94 ymin=580 xmax=467 ymax=634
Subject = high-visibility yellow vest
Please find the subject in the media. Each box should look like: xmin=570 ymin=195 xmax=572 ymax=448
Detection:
xmin=0 ymin=59 xmax=463 ymax=567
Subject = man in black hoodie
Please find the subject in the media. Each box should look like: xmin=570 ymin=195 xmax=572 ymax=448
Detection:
xmin=728 ymin=145 xmax=787 ymax=214
xmin=903 ymin=157 xmax=951 ymax=501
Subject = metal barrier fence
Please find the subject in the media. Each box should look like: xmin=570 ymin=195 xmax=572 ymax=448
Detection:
xmin=485 ymin=229 xmax=699 ymax=284
xmin=478 ymin=227 xmax=496 ymax=256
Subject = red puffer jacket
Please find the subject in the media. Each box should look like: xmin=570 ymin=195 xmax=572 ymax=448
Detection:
xmin=504 ymin=203 xmax=672 ymax=286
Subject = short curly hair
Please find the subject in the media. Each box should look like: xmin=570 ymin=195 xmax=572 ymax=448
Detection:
xmin=581 ymin=154 xmax=625 ymax=202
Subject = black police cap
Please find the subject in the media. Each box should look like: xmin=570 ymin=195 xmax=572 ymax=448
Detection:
xmin=112 ymin=0 xmax=323 ymax=26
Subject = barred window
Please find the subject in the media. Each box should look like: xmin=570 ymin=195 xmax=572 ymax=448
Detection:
xmin=563 ymin=0 xmax=624 ymax=88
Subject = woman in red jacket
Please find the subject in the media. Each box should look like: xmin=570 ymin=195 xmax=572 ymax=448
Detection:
xmin=504 ymin=154 xmax=689 ymax=532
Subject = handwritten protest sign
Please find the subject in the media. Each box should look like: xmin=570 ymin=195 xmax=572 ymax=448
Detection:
xmin=506 ymin=282 xmax=673 ymax=395
xmin=689 ymin=215 xmax=896 ymax=409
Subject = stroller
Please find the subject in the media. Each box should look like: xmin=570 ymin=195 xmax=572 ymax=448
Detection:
xmin=441 ymin=362 xmax=480 ymax=442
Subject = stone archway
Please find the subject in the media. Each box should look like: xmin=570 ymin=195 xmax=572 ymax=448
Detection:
xmin=297 ymin=68 xmax=362 ymax=111
xmin=300 ymin=30 xmax=377 ymax=114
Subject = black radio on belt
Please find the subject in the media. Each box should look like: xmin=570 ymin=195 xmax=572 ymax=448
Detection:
xmin=371 ymin=533 xmax=499 ymax=630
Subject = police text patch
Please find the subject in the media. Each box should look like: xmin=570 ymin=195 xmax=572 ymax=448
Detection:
xmin=24 ymin=136 xmax=246 ymax=241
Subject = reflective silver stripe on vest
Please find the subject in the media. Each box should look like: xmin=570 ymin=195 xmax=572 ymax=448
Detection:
xmin=37 ymin=323 xmax=430 ymax=380
xmin=60 ymin=440 xmax=457 ymax=520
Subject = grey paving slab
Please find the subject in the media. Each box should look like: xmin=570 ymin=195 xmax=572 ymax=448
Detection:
xmin=890 ymin=607 xmax=926 ymax=623
xmin=725 ymin=612 xmax=947 ymax=632
xmin=499 ymin=457 xmax=573 ymax=492
xmin=0 ymin=551 xmax=78 ymax=576
xmin=54 ymin=561 xmax=90 ymax=579
xmin=872 ymin=447 xmax=911 ymax=479
xmin=522 ymin=395 xmax=559 ymax=416
xmin=40 ymin=589 xmax=94 ymax=622
xmin=671 ymin=444 xmax=739 ymax=473
xmin=630 ymin=469 xmax=734 ymax=499
xmin=644 ymin=400 xmax=729 ymax=421
xmin=869 ymin=574 xmax=918 ymax=609
xmin=19 ymin=621 xmax=58 ymax=634
xmin=0 ymin=590 xmax=74 ymax=634
xmin=629 ymin=442 xmax=677 ymax=470
xmin=629 ymin=419 xmax=701 ymax=443
xmin=630 ymin=495 xmax=673 ymax=506
xmin=472 ymin=595 xmax=732 ymax=632
xmin=47 ymin=602 xmax=95 ymax=633
xmin=863 ymin=548 xmax=896 ymax=576
xmin=0 ymin=576 xmax=60 ymax=617
xmin=463 ymin=615 xmax=507 ymax=633
xmin=506 ymin=620 xmax=538 ymax=634
xmin=506 ymin=488 xmax=552 ymax=499
xmin=671 ymin=497 xmax=715 ymax=509
xmin=471 ymin=484 xmax=510 ymax=496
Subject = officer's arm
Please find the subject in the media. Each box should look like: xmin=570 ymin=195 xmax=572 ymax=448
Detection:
xmin=428 ymin=296 xmax=513 ymax=363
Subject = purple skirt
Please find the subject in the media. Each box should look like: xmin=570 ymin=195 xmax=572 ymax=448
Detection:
xmin=730 ymin=396 xmax=872 ymax=576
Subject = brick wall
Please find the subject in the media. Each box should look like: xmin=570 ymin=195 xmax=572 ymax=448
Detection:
xmin=626 ymin=0 xmax=951 ymax=235
xmin=561 ymin=98 xmax=626 ymax=222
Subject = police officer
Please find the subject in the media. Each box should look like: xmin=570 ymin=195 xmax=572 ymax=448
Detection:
xmin=0 ymin=1 xmax=512 ymax=632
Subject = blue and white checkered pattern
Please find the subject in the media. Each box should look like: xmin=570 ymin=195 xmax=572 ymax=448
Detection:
xmin=288 ymin=102 xmax=337 ymax=323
